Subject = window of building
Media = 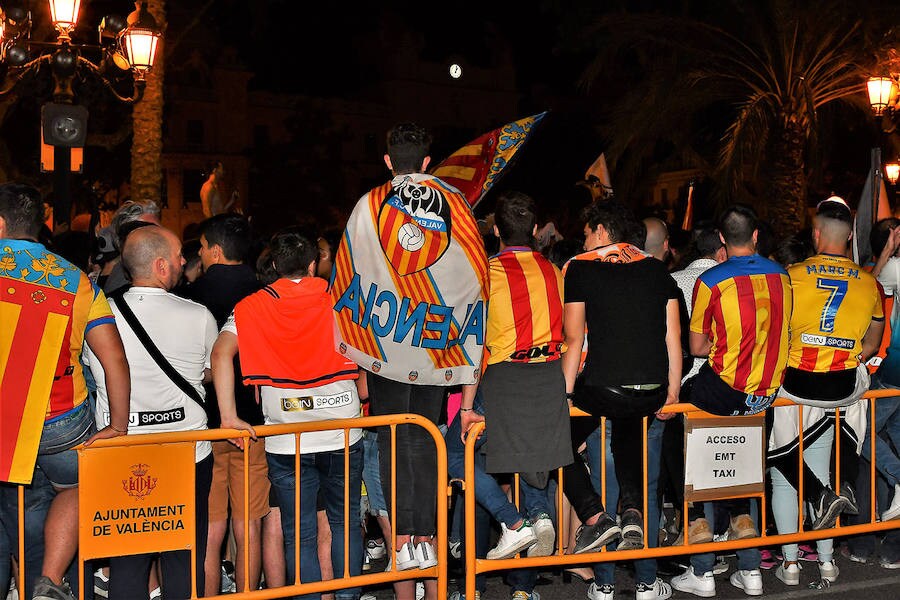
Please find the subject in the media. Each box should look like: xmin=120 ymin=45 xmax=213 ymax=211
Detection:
xmin=186 ymin=120 xmax=204 ymax=148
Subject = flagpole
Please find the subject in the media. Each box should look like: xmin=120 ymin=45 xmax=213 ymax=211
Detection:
xmin=873 ymin=147 xmax=883 ymax=228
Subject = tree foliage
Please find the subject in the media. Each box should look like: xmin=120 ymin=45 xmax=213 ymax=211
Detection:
xmin=567 ymin=0 xmax=900 ymax=238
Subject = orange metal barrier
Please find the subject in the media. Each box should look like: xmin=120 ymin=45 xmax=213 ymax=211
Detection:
xmin=6 ymin=414 xmax=448 ymax=600
xmin=460 ymin=389 xmax=900 ymax=600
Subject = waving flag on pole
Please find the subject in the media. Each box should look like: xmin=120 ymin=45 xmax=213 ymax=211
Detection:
xmin=853 ymin=147 xmax=892 ymax=266
xmin=578 ymin=152 xmax=614 ymax=201
xmin=430 ymin=112 xmax=547 ymax=210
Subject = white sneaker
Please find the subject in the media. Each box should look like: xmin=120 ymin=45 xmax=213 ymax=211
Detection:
xmin=882 ymin=484 xmax=900 ymax=521
xmin=360 ymin=593 xmax=378 ymax=600
xmin=818 ymin=560 xmax=839 ymax=582
xmin=394 ymin=541 xmax=420 ymax=570
xmin=671 ymin=568 xmax=715 ymax=598
xmin=587 ymin=582 xmax=615 ymax=600
xmin=775 ymin=561 xmax=801 ymax=586
xmin=528 ymin=513 xmax=555 ymax=557
xmin=635 ymin=578 xmax=672 ymax=600
xmin=367 ymin=537 xmax=387 ymax=560
xmin=487 ymin=521 xmax=536 ymax=560
xmin=415 ymin=539 xmax=438 ymax=569
xmin=416 ymin=581 xmax=425 ymax=600
xmin=729 ymin=569 xmax=762 ymax=596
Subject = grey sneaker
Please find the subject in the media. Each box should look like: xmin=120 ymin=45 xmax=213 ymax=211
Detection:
xmin=574 ymin=513 xmax=621 ymax=554
xmin=32 ymin=576 xmax=75 ymax=600
xmin=617 ymin=509 xmax=644 ymax=551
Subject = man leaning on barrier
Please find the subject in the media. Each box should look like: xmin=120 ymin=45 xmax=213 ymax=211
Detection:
xmin=766 ymin=196 xmax=883 ymax=587
xmin=84 ymin=225 xmax=218 ymax=600
xmin=672 ymin=204 xmax=793 ymax=598
xmin=212 ymin=227 xmax=364 ymax=600
xmin=0 ymin=183 xmax=131 ymax=600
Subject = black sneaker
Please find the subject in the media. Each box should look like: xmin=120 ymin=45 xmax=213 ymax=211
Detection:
xmin=617 ymin=508 xmax=644 ymax=551
xmin=840 ymin=481 xmax=860 ymax=515
xmin=811 ymin=487 xmax=850 ymax=530
xmin=33 ymin=576 xmax=76 ymax=600
xmin=574 ymin=513 xmax=621 ymax=554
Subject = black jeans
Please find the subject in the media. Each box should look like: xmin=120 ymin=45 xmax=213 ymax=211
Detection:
xmin=563 ymin=382 xmax=664 ymax=521
xmin=109 ymin=455 xmax=213 ymax=600
xmin=367 ymin=374 xmax=444 ymax=535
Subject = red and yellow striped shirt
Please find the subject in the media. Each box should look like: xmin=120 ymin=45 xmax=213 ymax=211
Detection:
xmin=486 ymin=247 xmax=565 ymax=365
xmin=691 ymin=254 xmax=792 ymax=396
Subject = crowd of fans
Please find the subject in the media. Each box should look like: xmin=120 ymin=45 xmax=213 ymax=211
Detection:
xmin=2 ymin=121 xmax=900 ymax=600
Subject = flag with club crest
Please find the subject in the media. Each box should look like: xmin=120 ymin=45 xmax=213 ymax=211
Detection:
xmin=430 ymin=112 xmax=547 ymax=209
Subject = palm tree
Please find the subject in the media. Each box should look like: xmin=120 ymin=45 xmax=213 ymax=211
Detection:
xmin=130 ymin=0 xmax=165 ymax=204
xmin=568 ymin=0 xmax=899 ymax=239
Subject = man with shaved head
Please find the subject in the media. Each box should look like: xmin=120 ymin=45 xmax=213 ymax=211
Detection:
xmin=642 ymin=216 xmax=670 ymax=264
xmin=766 ymin=196 xmax=883 ymax=586
xmin=84 ymin=225 xmax=218 ymax=600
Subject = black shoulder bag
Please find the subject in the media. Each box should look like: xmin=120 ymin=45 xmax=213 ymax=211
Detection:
xmin=115 ymin=296 xmax=205 ymax=407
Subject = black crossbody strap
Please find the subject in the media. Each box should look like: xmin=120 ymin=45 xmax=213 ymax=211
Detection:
xmin=115 ymin=296 xmax=205 ymax=407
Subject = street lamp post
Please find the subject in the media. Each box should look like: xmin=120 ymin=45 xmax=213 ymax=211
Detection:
xmin=0 ymin=0 xmax=162 ymax=232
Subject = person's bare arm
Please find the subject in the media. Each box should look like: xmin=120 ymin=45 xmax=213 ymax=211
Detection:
xmin=659 ymin=298 xmax=682 ymax=420
xmin=562 ymin=302 xmax=586 ymax=398
xmin=83 ymin=323 xmax=130 ymax=445
xmin=690 ymin=331 xmax=712 ymax=358
xmin=872 ymin=227 xmax=900 ymax=278
xmin=458 ymin=382 xmax=484 ymax=443
xmin=862 ymin=319 xmax=886 ymax=361
xmin=212 ymin=331 xmax=256 ymax=447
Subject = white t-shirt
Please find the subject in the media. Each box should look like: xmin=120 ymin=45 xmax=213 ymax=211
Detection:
xmin=85 ymin=287 xmax=218 ymax=462
xmin=222 ymin=314 xmax=362 ymax=455
xmin=877 ymin=256 xmax=900 ymax=297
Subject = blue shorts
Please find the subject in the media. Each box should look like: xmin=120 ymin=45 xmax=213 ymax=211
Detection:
xmin=36 ymin=401 xmax=96 ymax=489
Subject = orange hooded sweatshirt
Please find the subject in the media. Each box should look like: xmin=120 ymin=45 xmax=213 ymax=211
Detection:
xmin=234 ymin=277 xmax=359 ymax=389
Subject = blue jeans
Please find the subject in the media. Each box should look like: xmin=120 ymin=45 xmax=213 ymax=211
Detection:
xmin=582 ymin=417 xmax=664 ymax=586
xmin=446 ymin=396 xmax=551 ymax=528
xmin=38 ymin=401 xmax=96 ymax=488
xmin=268 ymin=441 xmax=364 ymax=600
xmin=690 ymin=501 xmax=761 ymax=574
xmin=861 ymin=375 xmax=900 ymax=486
xmin=847 ymin=456 xmax=900 ymax=562
xmin=446 ymin=394 xmax=545 ymax=595
xmin=361 ymin=430 xmax=387 ymax=519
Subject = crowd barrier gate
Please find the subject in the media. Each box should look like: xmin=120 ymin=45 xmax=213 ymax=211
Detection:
xmin=459 ymin=389 xmax=900 ymax=600
xmin=7 ymin=393 xmax=900 ymax=600
xmin=7 ymin=414 xmax=448 ymax=600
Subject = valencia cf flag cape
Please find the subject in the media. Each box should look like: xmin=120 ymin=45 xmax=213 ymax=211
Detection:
xmin=430 ymin=112 xmax=547 ymax=210
xmin=331 ymin=173 xmax=489 ymax=386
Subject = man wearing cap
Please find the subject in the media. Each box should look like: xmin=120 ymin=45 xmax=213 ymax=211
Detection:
xmin=766 ymin=196 xmax=883 ymax=586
